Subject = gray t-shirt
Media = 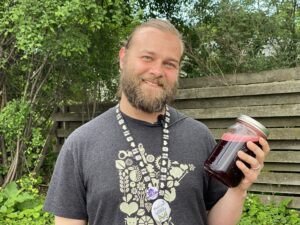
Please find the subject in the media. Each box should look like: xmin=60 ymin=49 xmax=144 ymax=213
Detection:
xmin=44 ymin=106 xmax=227 ymax=225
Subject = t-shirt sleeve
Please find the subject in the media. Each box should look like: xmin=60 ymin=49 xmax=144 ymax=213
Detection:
xmin=43 ymin=138 xmax=87 ymax=220
xmin=203 ymin=130 xmax=228 ymax=210
xmin=204 ymin=176 xmax=228 ymax=210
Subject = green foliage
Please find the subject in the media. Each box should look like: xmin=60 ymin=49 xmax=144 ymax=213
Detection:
xmin=239 ymin=194 xmax=300 ymax=225
xmin=135 ymin=0 xmax=195 ymax=27
xmin=184 ymin=0 xmax=300 ymax=77
xmin=0 ymin=100 xmax=29 ymax=175
xmin=0 ymin=0 xmax=139 ymax=185
xmin=17 ymin=173 xmax=43 ymax=195
xmin=25 ymin=127 xmax=46 ymax=170
xmin=0 ymin=0 xmax=138 ymax=103
xmin=1 ymin=0 xmax=106 ymax=57
xmin=0 ymin=99 xmax=29 ymax=144
xmin=0 ymin=178 xmax=53 ymax=224
xmin=0 ymin=99 xmax=50 ymax=176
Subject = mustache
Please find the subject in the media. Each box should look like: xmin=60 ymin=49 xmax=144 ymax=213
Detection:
xmin=140 ymin=77 xmax=166 ymax=87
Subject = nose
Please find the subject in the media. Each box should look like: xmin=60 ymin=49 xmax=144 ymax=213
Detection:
xmin=149 ymin=61 xmax=164 ymax=77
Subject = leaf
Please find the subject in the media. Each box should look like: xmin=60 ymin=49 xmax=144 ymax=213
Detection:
xmin=126 ymin=193 xmax=132 ymax=202
xmin=33 ymin=212 xmax=40 ymax=218
xmin=115 ymin=160 xmax=126 ymax=170
xmin=137 ymin=209 xmax=145 ymax=216
xmin=7 ymin=212 xmax=18 ymax=218
xmin=174 ymin=181 xmax=180 ymax=187
xmin=0 ymin=205 xmax=7 ymax=213
xmin=180 ymin=164 xmax=188 ymax=170
xmin=167 ymin=180 xmax=174 ymax=188
xmin=16 ymin=192 xmax=35 ymax=203
xmin=0 ymin=195 xmax=4 ymax=203
xmin=4 ymin=182 xmax=19 ymax=198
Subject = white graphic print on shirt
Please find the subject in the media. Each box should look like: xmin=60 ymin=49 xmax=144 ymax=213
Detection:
xmin=115 ymin=144 xmax=195 ymax=225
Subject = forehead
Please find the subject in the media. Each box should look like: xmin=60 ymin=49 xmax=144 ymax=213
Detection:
xmin=129 ymin=27 xmax=182 ymax=59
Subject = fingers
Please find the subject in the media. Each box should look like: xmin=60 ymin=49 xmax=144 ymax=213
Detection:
xmin=258 ymin=137 xmax=271 ymax=156
xmin=245 ymin=142 xmax=264 ymax=169
xmin=236 ymin=150 xmax=261 ymax=187
xmin=236 ymin=159 xmax=259 ymax=184
xmin=235 ymin=138 xmax=270 ymax=189
xmin=246 ymin=137 xmax=270 ymax=165
xmin=237 ymin=150 xmax=262 ymax=172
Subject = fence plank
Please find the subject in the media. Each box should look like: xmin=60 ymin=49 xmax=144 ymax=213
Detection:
xmin=210 ymin=128 xmax=300 ymax=140
xmin=179 ymin=104 xmax=300 ymax=119
xmin=256 ymin=172 xmax=300 ymax=186
xmin=263 ymin=163 xmax=300 ymax=172
xmin=270 ymin=141 xmax=300 ymax=150
xmin=56 ymin=128 xmax=73 ymax=138
xmin=250 ymin=183 xmax=300 ymax=195
xmin=177 ymin=80 xmax=300 ymax=100
xmin=253 ymin=194 xmax=300 ymax=210
xmin=67 ymin=102 xmax=115 ymax=113
xmin=53 ymin=113 xmax=91 ymax=122
xmin=265 ymin=151 xmax=300 ymax=163
xmin=173 ymin=93 xmax=300 ymax=109
xmin=199 ymin=117 xmax=300 ymax=129
xmin=179 ymin=67 xmax=300 ymax=88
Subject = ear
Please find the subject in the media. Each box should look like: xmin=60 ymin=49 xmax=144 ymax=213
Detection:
xmin=119 ymin=47 xmax=126 ymax=70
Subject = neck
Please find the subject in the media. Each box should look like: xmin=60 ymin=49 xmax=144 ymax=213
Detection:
xmin=119 ymin=94 xmax=165 ymax=124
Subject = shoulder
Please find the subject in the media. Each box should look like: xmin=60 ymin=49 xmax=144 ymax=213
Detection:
xmin=63 ymin=106 xmax=117 ymax=149
xmin=169 ymin=106 xmax=211 ymax=133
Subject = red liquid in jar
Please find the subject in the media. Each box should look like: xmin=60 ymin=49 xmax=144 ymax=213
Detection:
xmin=204 ymin=133 xmax=259 ymax=187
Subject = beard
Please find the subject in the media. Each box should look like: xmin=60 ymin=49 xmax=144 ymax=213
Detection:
xmin=119 ymin=69 xmax=178 ymax=113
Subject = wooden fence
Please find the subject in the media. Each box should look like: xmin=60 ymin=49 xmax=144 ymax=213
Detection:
xmin=53 ymin=67 xmax=300 ymax=211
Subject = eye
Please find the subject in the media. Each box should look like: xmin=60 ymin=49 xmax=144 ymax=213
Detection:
xmin=164 ymin=62 xmax=178 ymax=69
xmin=142 ymin=56 xmax=152 ymax=61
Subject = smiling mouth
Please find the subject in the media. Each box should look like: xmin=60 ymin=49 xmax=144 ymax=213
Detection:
xmin=142 ymin=79 xmax=163 ymax=88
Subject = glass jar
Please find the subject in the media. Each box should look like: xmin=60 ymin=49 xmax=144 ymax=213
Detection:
xmin=204 ymin=115 xmax=270 ymax=187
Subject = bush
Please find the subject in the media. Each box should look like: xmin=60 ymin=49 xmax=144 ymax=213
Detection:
xmin=239 ymin=194 xmax=300 ymax=225
xmin=0 ymin=176 xmax=53 ymax=225
xmin=0 ymin=99 xmax=51 ymax=179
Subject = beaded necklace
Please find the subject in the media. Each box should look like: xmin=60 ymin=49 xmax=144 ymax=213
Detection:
xmin=116 ymin=104 xmax=172 ymax=223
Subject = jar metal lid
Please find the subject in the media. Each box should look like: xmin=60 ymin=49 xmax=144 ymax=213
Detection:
xmin=237 ymin=115 xmax=270 ymax=138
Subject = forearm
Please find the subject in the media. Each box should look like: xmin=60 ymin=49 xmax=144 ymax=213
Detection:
xmin=55 ymin=216 xmax=87 ymax=225
xmin=207 ymin=188 xmax=247 ymax=225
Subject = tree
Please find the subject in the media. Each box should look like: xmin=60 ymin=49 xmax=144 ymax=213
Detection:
xmin=183 ymin=0 xmax=300 ymax=77
xmin=0 ymin=0 xmax=138 ymax=186
xmin=269 ymin=0 xmax=300 ymax=67
xmin=134 ymin=0 xmax=195 ymax=29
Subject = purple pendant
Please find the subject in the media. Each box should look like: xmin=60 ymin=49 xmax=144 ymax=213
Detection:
xmin=146 ymin=187 xmax=159 ymax=200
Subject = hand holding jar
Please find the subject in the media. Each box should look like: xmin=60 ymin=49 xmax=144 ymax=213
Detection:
xmin=204 ymin=115 xmax=270 ymax=188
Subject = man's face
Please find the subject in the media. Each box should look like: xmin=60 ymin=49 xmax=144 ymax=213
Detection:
xmin=119 ymin=27 xmax=182 ymax=113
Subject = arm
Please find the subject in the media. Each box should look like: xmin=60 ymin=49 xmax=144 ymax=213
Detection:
xmin=44 ymin=141 xmax=88 ymax=224
xmin=207 ymin=137 xmax=270 ymax=225
xmin=55 ymin=216 xmax=87 ymax=225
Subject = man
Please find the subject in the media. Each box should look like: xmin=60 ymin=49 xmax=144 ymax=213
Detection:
xmin=44 ymin=19 xmax=270 ymax=225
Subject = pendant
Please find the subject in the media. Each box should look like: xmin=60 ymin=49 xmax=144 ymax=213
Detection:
xmin=146 ymin=187 xmax=159 ymax=200
xmin=151 ymin=199 xmax=171 ymax=223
